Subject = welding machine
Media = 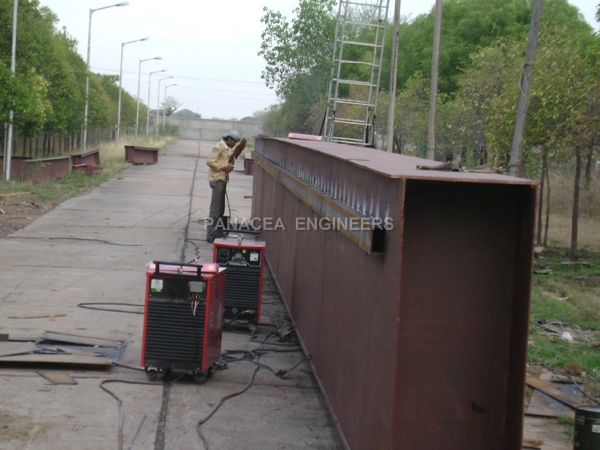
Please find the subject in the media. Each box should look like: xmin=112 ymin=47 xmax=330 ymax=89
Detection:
xmin=141 ymin=261 xmax=226 ymax=383
xmin=213 ymin=234 xmax=265 ymax=327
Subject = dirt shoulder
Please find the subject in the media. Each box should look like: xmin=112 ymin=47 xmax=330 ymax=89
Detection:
xmin=0 ymin=192 xmax=56 ymax=239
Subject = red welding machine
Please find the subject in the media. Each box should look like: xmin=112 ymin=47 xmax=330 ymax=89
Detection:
xmin=213 ymin=234 xmax=265 ymax=328
xmin=141 ymin=261 xmax=226 ymax=383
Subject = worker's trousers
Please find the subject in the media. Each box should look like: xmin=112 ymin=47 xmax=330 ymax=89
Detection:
xmin=206 ymin=180 xmax=227 ymax=241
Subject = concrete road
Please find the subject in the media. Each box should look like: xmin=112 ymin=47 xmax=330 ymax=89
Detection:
xmin=0 ymin=140 xmax=344 ymax=450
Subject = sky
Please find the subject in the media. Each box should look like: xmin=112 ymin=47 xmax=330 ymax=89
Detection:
xmin=38 ymin=0 xmax=599 ymax=121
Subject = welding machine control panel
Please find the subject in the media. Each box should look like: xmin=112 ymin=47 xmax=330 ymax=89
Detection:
xmin=189 ymin=281 xmax=206 ymax=293
xmin=216 ymin=247 xmax=262 ymax=267
xmin=149 ymin=278 xmax=207 ymax=302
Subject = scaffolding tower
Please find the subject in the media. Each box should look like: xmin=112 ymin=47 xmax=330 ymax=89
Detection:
xmin=323 ymin=0 xmax=390 ymax=146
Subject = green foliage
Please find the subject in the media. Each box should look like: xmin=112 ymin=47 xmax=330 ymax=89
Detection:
xmin=0 ymin=0 xmax=146 ymax=144
xmin=158 ymin=123 xmax=179 ymax=137
xmin=392 ymin=0 xmax=531 ymax=95
xmin=261 ymin=103 xmax=288 ymax=137
xmin=390 ymin=0 xmax=591 ymax=97
xmin=392 ymin=72 xmax=430 ymax=157
xmin=259 ymin=0 xmax=336 ymax=133
xmin=172 ymin=109 xmax=201 ymax=119
xmin=481 ymin=28 xmax=600 ymax=169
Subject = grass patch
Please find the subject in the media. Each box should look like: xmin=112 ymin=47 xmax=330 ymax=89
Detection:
xmin=557 ymin=416 xmax=575 ymax=440
xmin=530 ymin=246 xmax=600 ymax=384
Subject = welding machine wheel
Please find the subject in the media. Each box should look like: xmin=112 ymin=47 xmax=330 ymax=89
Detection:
xmin=193 ymin=366 xmax=214 ymax=384
xmin=194 ymin=372 xmax=207 ymax=384
xmin=146 ymin=369 xmax=158 ymax=381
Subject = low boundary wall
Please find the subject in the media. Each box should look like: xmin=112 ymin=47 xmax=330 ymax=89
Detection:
xmin=165 ymin=117 xmax=263 ymax=141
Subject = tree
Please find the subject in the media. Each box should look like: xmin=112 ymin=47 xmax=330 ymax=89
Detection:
xmin=0 ymin=0 xmax=53 ymax=138
xmin=172 ymin=109 xmax=201 ymax=118
xmin=391 ymin=0 xmax=531 ymax=95
xmin=259 ymin=0 xmax=336 ymax=133
xmin=388 ymin=0 xmax=592 ymax=97
xmin=161 ymin=96 xmax=181 ymax=117
xmin=0 ymin=0 xmax=145 ymax=154
xmin=391 ymin=72 xmax=430 ymax=156
xmin=262 ymin=103 xmax=288 ymax=137
xmin=469 ymin=25 xmax=600 ymax=260
xmin=252 ymin=109 xmax=268 ymax=121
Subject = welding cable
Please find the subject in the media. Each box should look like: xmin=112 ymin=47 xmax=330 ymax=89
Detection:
xmin=224 ymin=352 xmax=310 ymax=377
xmin=188 ymin=304 xmax=203 ymax=377
xmin=539 ymin=363 xmax=600 ymax=405
xmin=77 ymin=302 xmax=144 ymax=315
xmin=253 ymin=328 xmax=311 ymax=377
xmin=220 ymin=348 xmax=310 ymax=378
xmin=127 ymin=414 xmax=147 ymax=450
xmin=111 ymin=362 xmax=145 ymax=372
xmin=100 ymin=379 xmax=160 ymax=450
xmin=256 ymin=322 xmax=279 ymax=329
xmin=221 ymin=349 xmax=256 ymax=360
xmin=110 ymin=360 xmax=190 ymax=383
xmin=249 ymin=333 xmax=300 ymax=347
xmin=223 ymin=309 xmax=257 ymax=334
xmin=218 ymin=359 xmax=273 ymax=372
xmin=249 ymin=346 xmax=303 ymax=353
xmin=196 ymin=333 xmax=312 ymax=448
xmin=196 ymin=363 xmax=261 ymax=450
xmin=162 ymin=370 xmax=190 ymax=385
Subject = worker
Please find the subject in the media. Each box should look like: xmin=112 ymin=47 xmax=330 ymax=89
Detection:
xmin=205 ymin=130 xmax=245 ymax=243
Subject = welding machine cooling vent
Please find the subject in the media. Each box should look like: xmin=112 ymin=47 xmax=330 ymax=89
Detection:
xmin=141 ymin=261 xmax=226 ymax=383
xmin=213 ymin=236 xmax=265 ymax=324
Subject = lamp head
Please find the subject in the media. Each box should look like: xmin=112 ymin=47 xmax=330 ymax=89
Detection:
xmin=117 ymin=2 xmax=129 ymax=6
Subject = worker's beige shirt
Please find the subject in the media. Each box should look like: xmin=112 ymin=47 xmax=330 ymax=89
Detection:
xmin=206 ymin=140 xmax=230 ymax=182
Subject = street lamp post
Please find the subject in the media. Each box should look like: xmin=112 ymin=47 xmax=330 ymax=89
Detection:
xmin=147 ymin=69 xmax=167 ymax=136
xmin=116 ymin=37 xmax=149 ymax=147
xmin=135 ymin=56 xmax=161 ymax=141
xmin=82 ymin=1 xmax=129 ymax=152
xmin=3 ymin=0 xmax=18 ymax=182
xmin=156 ymin=76 xmax=173 ymax=136
xmin=162 ymin=84 xmax=177 ymax=126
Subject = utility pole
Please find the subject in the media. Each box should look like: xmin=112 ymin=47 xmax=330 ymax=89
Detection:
xmin=509 ymin=0 xmax=544 ymax=177
xmin=385 ymin=0 xmax=401 ymax=153
xmin=3 ymin=0 xmax=18 ymax=182
xmin=426 ymin=0 xmax=443 ymax=160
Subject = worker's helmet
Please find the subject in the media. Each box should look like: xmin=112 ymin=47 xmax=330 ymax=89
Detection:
xmin=223 ymin=130 xmax=241 ymax=141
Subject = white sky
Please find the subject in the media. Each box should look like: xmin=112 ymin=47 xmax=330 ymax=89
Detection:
xmin=39 ymin=0 xmax=599 ymax=120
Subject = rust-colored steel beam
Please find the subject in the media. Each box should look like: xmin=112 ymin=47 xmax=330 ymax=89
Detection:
xmin=71 ymin=148 xmax=101 ymax=166
xmin=252 ymin=136 xmax=537 ymax=450
xmin=124 ymin=145 xmax=158 ymax=165
xmin=23 ymin=156 xmax=70 ymax=182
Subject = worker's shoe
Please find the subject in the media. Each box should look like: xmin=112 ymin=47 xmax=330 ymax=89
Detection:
xmin=206 ymin=236 xmax=215 ymax=244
